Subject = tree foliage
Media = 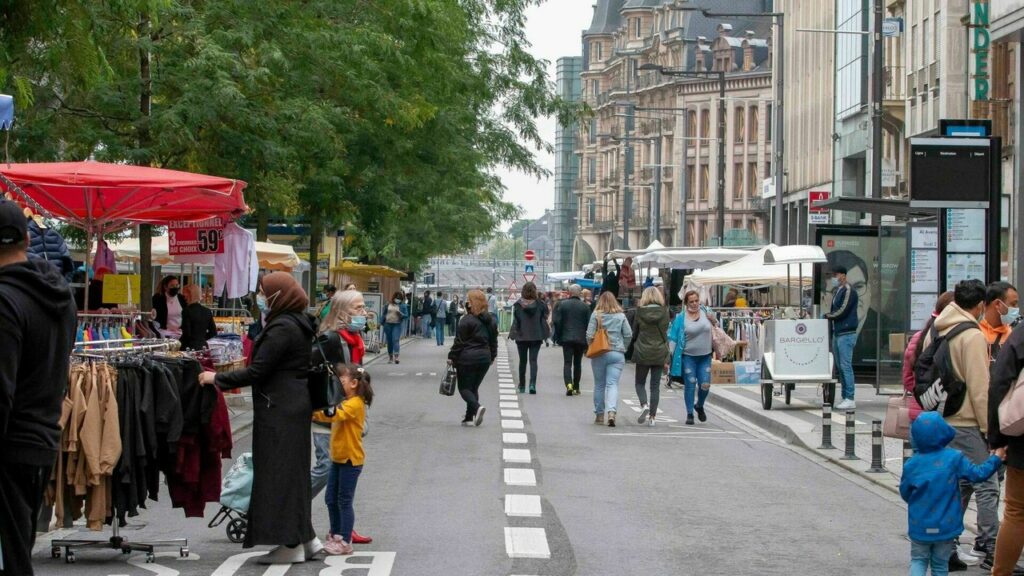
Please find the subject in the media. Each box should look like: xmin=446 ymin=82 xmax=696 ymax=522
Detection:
xmin=1 ymin=0 xmax=580 ymax=274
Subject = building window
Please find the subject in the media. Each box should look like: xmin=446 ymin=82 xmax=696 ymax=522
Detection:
xmin=749 ymin=106 xmax=759 ymax=142
xmin=588 ymin=199 xmax=596 ymax=224
xmin=596 ymin=42 xmax=603 ymax=61
xmin=765 ymin=104 xmax=773 ymax=141
xmin=687 ymin=111 xmax=697 ymax=144
xmin=687 ymin=222 xmax=696 ymax=245
xmin=591 ymin=79 xmax=599 ymax=97
xmin=765 ymin=161 xmax=771 ymax=181
xmin=700 ymin=165 xmax=710 ymax=201
xmin=589 ymin=118 xmax=596 ymax=144
xmin=701 ymin=109 xmax=710 ymax=139
xmin=686 ymin=166 xmax=695 ymax=201
xmin=735 ymin=107 xmax=745 ymax=143
xmin=748 ymin=162 xmax=758 ymax=199
xmin=588 ymin=159 xmax=596 ymax=184
xmin=733 ymin=162 xmax=744 ymax=200
xmin=635 ymin=17 xmax=642 ymax=39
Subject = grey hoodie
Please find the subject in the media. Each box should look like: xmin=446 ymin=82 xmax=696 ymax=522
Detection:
xmin=587 ymin=311 xmax=632 ymax=353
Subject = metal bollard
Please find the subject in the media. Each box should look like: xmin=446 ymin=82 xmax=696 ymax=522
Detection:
xmin=818 ymin=404 xmax=835 ymax=449
xmin=867 ymin=420 xmax=886 ymax=473
xmin=903 ymin=439 xmax=913 ymax=466
xmin=840 ymin=410 xmax=859 ymax=460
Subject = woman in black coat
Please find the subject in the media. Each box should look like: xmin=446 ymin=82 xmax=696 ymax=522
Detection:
xmin=179 ymin=284 xmax=217 ymax=351
xmin=449 ymin=289 xmax=498 ymax=426
xmin=510 ymin=281 xmax=549 ymax=394
xmin=198 ymin=272 xmax=319 ymax=565
xmin=152 ymin=275 xmax=187 ymax=332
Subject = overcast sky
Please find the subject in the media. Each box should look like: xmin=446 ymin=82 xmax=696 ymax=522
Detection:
xmin=493 ymin=2 xmax=593 ymax=229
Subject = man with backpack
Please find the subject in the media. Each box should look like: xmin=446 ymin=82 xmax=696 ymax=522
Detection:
xmin=917 ymin=279 xmax=999 ymax=570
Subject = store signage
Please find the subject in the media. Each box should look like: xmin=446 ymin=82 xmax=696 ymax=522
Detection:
xmin=808 ymin=190 xmax=830 ymax=225
xmin=882 ymin=17 xmax=903 ymax=37
xmin=168 ymin=217 xmax=226 ymax=255
xmin=765 ymin=319 xmax=831 ymax=379
xmin=973 ymin=0 xmax=991 ymax=101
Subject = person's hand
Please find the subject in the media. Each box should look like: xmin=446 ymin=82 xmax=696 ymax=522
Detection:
xmin=198 ymin=371 xmax=217 ymax=386
xmin=994 ymin=446 xmax=1008 ymax=461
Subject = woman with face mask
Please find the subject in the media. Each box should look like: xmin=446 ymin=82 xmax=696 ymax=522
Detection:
xmin=384 ymin=291 xmax=408 ymax=364
xmin=668 ymin=290 xmax=716 ymax=425
xmin=152 ymin=275 xmax=187 ymax=334
xmin=197 ymin=273 xmax=321 ymax=564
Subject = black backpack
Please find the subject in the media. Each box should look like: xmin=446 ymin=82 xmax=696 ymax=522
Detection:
xmin=913 ymin=323 xmax=978 ymax=417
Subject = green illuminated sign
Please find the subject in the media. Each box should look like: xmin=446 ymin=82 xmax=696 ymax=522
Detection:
xmin=973 ymin=0 xmax=990 ymax=101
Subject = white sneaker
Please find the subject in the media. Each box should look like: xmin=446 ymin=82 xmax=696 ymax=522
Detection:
xmin=648 ymin=416 xmax=656 ymax=427
xmin=258 ymin=544 xmax=306 ymax=565
xmin=303 ymin=537 xmax=324 ymax=560
xmin=834 ymin=399 xmax=856 ymax=411
xmin=637 ymin=406 xmax=649 ymax=424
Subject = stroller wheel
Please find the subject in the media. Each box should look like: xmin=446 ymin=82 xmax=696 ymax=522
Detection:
xmin=227 ymin=517 xmax=248 ymax=543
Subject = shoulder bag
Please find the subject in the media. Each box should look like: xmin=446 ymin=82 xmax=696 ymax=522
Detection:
xmin=439 ymin=363 xmax=458 ymax=396
xmin=309 ymin=331 xmax=348 ymax=413
xmin=586 ymin=316 xmax=612 ymax=359
xmin=882 ymin=392 xmax=914 ymax=440
xmin=999 ymin=368 xmax=1024 ymax=436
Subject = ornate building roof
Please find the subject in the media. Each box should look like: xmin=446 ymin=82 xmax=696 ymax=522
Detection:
xmin=585 ymin=0 xmax=626 ymax=36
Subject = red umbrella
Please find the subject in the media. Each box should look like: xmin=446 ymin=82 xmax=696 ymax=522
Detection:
xmin=0 ymin=161 xmax=248 ymax=233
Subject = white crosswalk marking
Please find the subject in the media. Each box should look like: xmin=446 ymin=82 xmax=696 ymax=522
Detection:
xmin=504 ymin=494 xmax=542 ymax=518
xmin=504 ymin=468 xmax=536 ymax=486
xmin=503 ymin=448 xmax=531 ymax=463
xmin=504 ymin=527 xmax=551 ymax=559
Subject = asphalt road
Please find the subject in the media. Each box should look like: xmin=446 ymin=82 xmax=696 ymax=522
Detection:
xmin=32 ymin=336 xmax=917 ymax=576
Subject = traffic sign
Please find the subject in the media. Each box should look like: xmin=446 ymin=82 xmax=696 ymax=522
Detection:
xmin=524 ymin=264 xmax=535 ymax=273
xmin=524 ymin=249 xmax=536 ymax=261
xmin=523 ymin=273 xmax=536 ymax=283
xmin=508 ymin=281 xmax=518 ymax=291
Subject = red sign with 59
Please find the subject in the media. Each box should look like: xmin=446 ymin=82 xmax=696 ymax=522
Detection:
xmin=168 ymin=217 xmax=226 ymax=255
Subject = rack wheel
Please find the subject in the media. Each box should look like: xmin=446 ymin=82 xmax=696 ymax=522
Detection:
xmin=761 ymin=383 xmax=773 ymax=410
xmin=180 ymin=547 xmax=190 ymax=558
xmin=65 ymin=551 xmax=76 ymax=564
xmin=785 ymin=383 xmax=794 ymax=405
xmin=227 ymin=517 xmax=247 ymax=543
xmin=51 ymin=547 xmax=61 ymax=559
xmin=146 ymin=553 xmax=156 ymax=563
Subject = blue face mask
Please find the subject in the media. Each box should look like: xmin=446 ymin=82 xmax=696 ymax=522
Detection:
xmin=1002 ymin=306 xmax=1020 ymax=326
xmin=256 ymin=294 xmax=268 ymax=314
xmin=394 ymin=299 xmax=402 ymax=304
xmin=348 ymin=315 xmax=367 ymax=331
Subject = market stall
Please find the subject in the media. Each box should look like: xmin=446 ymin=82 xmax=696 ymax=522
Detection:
xmin=106 ymin=236 xmax=302 ymax=271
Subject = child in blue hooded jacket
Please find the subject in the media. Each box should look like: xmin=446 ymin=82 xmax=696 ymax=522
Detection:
xmin=900 ymin=412 xmax=1006 ymax=575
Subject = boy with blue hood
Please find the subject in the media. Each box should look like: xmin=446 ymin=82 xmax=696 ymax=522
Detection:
xmin=900 ymin=412 xmax=1005 ymax=575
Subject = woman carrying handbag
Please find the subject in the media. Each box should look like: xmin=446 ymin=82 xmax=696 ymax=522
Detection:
xmin=448 ymin=290 xmax=499 ymax=426
xmin=586 ymin=292 xmax=632 ymax=427
xmin=668 ymin=290 xmax=717 ymax=426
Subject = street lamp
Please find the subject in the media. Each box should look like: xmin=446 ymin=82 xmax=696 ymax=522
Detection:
xmin=671 ymin=4 xmax=786 ymax=246
xmin=640 ymin=63 xmax=727 ymax=247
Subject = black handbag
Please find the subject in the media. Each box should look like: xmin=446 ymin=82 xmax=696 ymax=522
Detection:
xmin=439 ymin=364 xmax=457 ymax=396
xmin=309 ymin=332 xmax=348 ymax=412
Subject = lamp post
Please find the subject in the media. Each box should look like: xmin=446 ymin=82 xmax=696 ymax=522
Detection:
xmin=640 ymin=63 xmax=727 ymax=247
xmin=671 ymin=4 xmax=785 ymax=245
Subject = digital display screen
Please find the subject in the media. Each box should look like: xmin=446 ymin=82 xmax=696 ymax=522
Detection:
xmin=910 ymin=139 xmax=990 ymax=206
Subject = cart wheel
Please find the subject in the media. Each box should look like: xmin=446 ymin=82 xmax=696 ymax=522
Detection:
xmin=51 ymin=547 xmax=61 ymax=559
xmin=761 ymin=383 xmax=773 ymax=410
xmin=227 ymin=518 xmax=248 ymax=543
xmin=785 ymin=383 xmax=794 ymax=405
xmin=65 ymin=551 xmax=76 ymax=564
xmin=180 ymin=547 xmax=190 ymax=558
xmin=822 ymin=382 xmax=836 ymax=406
xmin=146 ymin=553 xmax=156 ymax=563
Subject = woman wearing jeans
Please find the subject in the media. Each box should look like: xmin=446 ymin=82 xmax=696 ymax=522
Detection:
xmin=631 ymin=287 xmax=670 ymax=426
xmin=510 ymin=282 xmax=549 ymax=394
xmin=383 ymin=291 xmax=408 ymax=364
xmin=448 ymin=290 xmax=499 ymax=426
xmin=586 ymin=291 xmax=631 ymax=427
xmin=669 ymin=290 xmax=714 ymax=426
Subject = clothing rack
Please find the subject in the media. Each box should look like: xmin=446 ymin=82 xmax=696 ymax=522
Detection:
xmin=73 ymin=338 xmax=176 ymax=353
xmin=53 ymin=345 xmax=189 ymax=564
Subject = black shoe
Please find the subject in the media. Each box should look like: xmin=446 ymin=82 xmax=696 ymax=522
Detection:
xmin=518 ymin=385 xmax=525 ymax=393
xmin=695 ymin=406 xmax=707 ymax=422
xmin=529 ymin=385 xmax=536 ymax=394
xmin=980 ymin=553 xmax=993 ymax=571
xmin=948 ymin=552 xmax=968 ymax=572
xmin=685 ymin=415 xmax=695 ymax=425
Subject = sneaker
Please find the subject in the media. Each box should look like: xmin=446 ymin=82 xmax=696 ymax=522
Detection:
xmin=595 ymin=413 xmax=604 ymax=424
xmin=474 ymin=406 xmax=486 ymax=426
xmin=259 ymin=544 xmax=306 ymax=564
xmin=574 ymin=387 xmax=581 ymax=396
xmin=834 ymin=398 xmax=856 ymax=411
xmin=637 ymin=406 xmax=650 ymax=424
xmin=685 ymin=414 xmax=695 ymax=425
xmin=518 ymin=385 xmax=526 ymax=393
xmin=461 ymin=419 xmax=472 ymax=427
xmin=565 ymin=383 xmax=573 ymax=396
xmin=303 ymin=537 xmax=324 ymax=560
xmin=695 ymin=406 xmax=707 ymax=422
xmin=334 ymin=538 xmax=354 ymax=556
xmin=350 ymin=530 xmax=372 ymax=544
xmin=648 ymin=417 xmax=656 ymax=427
xmin=529 ymin=385 xmax=536 ymax=394
xmin=948 ymin=551 xmax=968 ymax=572
xmin=395 ymin=358 xmax=400 ymax=364
xmin=607 ymin=412 xmax=616 ymax=427
xmin=980 ymin=554 xmax=993 ymax=571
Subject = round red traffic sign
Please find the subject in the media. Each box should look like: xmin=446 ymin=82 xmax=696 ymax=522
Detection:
xmin=524 ymin=249 xmax=536 ymax=261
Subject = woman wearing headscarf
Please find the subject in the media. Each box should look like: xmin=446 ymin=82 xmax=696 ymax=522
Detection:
xmin=198 ymin=273 xmax=320 ymax=564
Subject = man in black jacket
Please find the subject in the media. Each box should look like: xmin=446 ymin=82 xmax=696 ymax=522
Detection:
xmin=989 ymin=325 xmax=1024 ymax=573
xmin=601 ymin=257 xmax=621 ymax=299
xmin=0 ymin=201 xmax=77 ymax=575
xmin=553 ymin=284 xmax=592 ymax=396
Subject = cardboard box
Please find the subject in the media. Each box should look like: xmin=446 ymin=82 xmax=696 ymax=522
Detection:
xmin=710 ymin=361 xmax=735 ymax=385
xmin=733 ymin=361 xmax=762 ymax=385
xmin=889 ymin=333 xmax=907 ymax=359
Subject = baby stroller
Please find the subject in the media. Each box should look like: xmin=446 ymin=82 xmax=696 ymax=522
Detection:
xmin=208 ymin=452 xmax=252 ymax=543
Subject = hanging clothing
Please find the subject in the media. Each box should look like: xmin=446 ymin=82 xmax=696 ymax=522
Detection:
xmin=27 ymin=219 xmax=75 ymax=282
xmin=92 ymin=238 xmax=117 ymax=281
xmin=214 ymin=223 xmax=258 ymax=299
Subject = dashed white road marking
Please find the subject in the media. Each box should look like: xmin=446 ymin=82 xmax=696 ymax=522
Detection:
xmin=505 ymin=494 xmax=542 ymax=518
xmin=500 ymin=394 xmax=518 ymax=401
xmin=503 ymin=432 xmax=528 ymax=444
xmin=504 ymin=527 xmax=551 ymax=559
xmin=499 ymin=401 xmax=519 ymax=409
xmin=504 ymin=468 xmax=536 ymax=486
xmin=501 ymin=409 xmax=523 ymax=418
xmin=503 ymin=448 xmax=531 ymax=463
xmin=501 ymin=419 xmax=525 ymax=430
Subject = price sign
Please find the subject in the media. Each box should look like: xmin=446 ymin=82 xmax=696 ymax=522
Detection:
xmin=102 ymin=274 xmax=141 ymax=305
xmin=169 ymin=217 xmax=226 ymax=255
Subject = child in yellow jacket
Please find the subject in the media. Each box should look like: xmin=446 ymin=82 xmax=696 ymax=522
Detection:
xmin=313 ymin=364 xmax=374 ymax=555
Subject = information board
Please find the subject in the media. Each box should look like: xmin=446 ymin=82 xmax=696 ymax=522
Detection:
xmin=946 ymin=252 xmax=987 ymax=287
xmin=911 ymin=226 xmax=938 ymax=249
xmin=908 ymin=223 xmax=939 ymax=330
xmin=169 ymin=217 xmax=226 ymax=255
xmin=946 ymin=209 xmax=986 ymax=253
xmin=102 ymin=274 xmax=141 ymax=305
xmin=910 ymin=293 xmax=935 ymax=329
xmin=910 ymin=250 xmax=939 ymax=293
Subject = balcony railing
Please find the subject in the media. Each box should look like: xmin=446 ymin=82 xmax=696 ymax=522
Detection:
xmin=884 ymin=65 xmax=905 ymax=102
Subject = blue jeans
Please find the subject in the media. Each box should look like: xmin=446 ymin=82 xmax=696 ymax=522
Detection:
xmin=909 ymin=539 xmax=953 ymax=576
xmin=591 ymin=351 xmax=625 ymax=415
xmin=834 ymin=332 xmax=857 ymax=400
xmin=682 ymin=353 xmax=712 ymax=415
xmin=326 ymin=462 xmax=362 ymax=540
xmin=422 ymin=315 xmax=433 ymax=338
xmin=310 ymin=432 xmax=331 ymax=498
xmin=385 ymin=322 xmax=402 ymax=356
xmin=435 ymin=317 xmax=447 ymax=344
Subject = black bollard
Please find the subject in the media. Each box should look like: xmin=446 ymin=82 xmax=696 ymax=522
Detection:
xmin=902 ymin=439 xmax=913 ymax=466
xmin=867 ymin=420 xmax=886 ymax=473
xmin=840 ymin=410 xmax=859 ymax=460
xmin=818 ymin=404 xmax=835 ymax=449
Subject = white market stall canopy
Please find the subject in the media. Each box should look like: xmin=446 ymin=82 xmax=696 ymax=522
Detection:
xmin=547 ymin=271 xmax=585 ymax=281
xmin=689 ymin=244 xmax=814 ymax=287
xmin=637 ymin=247 xmax=752 ymax=268
xmin=606 ymin=240 xmax=667 ymax=259
xmin=108 ymin=236 xmax=302 ymax=271
xmin=763 ymin=245 xmax=827 ymax=265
